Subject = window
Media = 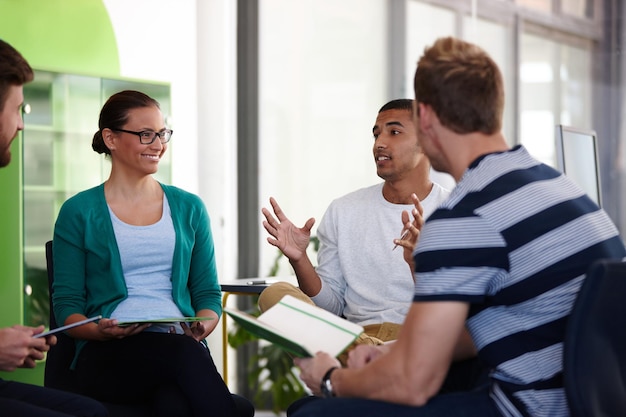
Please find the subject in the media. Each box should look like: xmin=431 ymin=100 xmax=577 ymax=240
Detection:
xmin=520 ymin=31 xmax=592 ymax=167
xmin=517 ymin=0 xmax=552 ymax=13
xmin=258 ymin=0 xmax=387 ymax=275
xmin=562 ymin=0 xmax=592 ymax=19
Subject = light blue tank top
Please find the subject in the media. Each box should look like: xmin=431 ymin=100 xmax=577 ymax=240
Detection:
xmin=109 ymin=195 xmax=184 ymax=334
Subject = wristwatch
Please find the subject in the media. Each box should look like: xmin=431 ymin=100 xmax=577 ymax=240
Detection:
xmin=320 ymin=366 xmax=339 ymax=398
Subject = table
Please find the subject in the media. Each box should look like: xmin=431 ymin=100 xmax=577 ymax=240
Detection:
xmin=219 ymin=279 xmax=273 ymax=385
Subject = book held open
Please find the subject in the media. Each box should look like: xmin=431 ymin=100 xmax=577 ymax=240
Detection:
xmin=225 ymin=295 xmax=364 ymax=357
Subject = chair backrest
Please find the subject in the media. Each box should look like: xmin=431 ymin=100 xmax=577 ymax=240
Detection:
xmin=44 ymin=239 xmax=80 ymax=390
xmin=564 ymin=258 xmax=626 ymax=417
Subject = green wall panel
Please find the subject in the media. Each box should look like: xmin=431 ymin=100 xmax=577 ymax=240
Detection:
xmin=0 ymin=136 xmax=24 ymax=329
xmin=0 ymin=0 xmax=120 ymax=76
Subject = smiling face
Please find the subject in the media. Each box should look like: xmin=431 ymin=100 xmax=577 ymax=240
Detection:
xmin=0 ymin=85 xmax=25 ymax=167
xmin=372 ymin=108 xmax=426 ymax=182
xmin=105 ymin=105 xmax=167 ymax=176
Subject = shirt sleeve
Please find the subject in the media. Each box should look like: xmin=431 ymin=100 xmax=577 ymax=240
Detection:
xmin=178 ymin=191 xmax=223 ymax=317
xmin=413 ymin=210 xmax=509 ymax=303
xmin=310 ymin=202 xmax=347 ymax=316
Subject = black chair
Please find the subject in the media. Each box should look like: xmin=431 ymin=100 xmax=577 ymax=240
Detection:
xmin=44 ymin=240 xmax=254 ymax=417
xmin=564 ymin=258 xmax=626 ymax=417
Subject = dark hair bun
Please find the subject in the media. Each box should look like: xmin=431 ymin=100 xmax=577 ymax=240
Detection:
xmin=92 ymin=130 xmax=110 ymax=155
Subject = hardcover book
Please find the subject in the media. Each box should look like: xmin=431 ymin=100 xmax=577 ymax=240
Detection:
xmin=225 ymin=295 xmax=363 ymax=357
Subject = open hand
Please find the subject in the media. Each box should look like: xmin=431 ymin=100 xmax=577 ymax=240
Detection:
xmin=262 ymin=197 xmax=315 ymax=261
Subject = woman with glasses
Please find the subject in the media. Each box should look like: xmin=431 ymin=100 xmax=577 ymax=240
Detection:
xmin=51 ymin=90 xmax=251 ymax=417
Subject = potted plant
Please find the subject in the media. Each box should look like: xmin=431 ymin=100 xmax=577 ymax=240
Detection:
xmin=227 ymin=237 xmax=319 ymax=414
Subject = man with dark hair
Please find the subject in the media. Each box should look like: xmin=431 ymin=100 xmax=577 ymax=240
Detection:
xmin=0 ymin=38 xmax=108 ymax=417
xmin=290 ymin=37 xmax=626 ymax=417
xmin=0 ymin=38 xmax=33 ymax=167
xmin=259 ymin=98 xmax=449 ymax=351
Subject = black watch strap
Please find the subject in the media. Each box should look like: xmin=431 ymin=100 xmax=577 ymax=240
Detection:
xmin=320 ymin=366 xmax=339 ymax=398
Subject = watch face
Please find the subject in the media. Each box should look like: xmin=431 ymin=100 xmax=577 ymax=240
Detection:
xmin=321 ymin=379 xmax=332 ymax=398
xmin=320 ymin=367 xmax=338 ymax=398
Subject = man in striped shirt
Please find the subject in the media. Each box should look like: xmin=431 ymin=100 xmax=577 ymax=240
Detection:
xmin=290 ymin=36 xmax=626 ymax=417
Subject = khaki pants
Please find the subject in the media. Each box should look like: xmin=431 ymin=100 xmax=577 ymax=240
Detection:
xmin=258 ymin=282 xmax=401 ymax=365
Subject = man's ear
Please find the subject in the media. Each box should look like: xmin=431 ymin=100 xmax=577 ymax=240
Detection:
xmin=417 ymin=103 xmax=445 ymax=151
xmin=417 ymin=103 xmax=436 ymax=141
xmin=416 ymin=102 xmax=432 ymax=131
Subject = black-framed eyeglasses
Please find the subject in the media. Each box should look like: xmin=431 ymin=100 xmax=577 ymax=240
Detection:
xmin=111 ymin=128 xmax=173 ymax=145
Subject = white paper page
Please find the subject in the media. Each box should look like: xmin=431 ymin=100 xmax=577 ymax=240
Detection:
xmin=258 ymin=295 xmax=363 ymax=357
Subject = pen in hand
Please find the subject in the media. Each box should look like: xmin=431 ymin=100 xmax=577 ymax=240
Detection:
xmin=392 ymin=230 xmax=410 ymax=251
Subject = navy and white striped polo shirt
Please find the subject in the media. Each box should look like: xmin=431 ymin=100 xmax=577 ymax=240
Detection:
xmin=413 ymin=145 xmax=626 ymax=417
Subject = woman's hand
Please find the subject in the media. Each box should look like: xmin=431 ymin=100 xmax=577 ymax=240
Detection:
xmin=181 ymin=309 xmax=219 ymax=342
xmin=95 ymin=318 xmax=150 ymax=340
xmin=181 ymin=321 xmax=208 ymax=342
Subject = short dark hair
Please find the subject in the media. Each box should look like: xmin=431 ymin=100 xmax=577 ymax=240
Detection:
xmin=92 ymin=90 xmax=161 ymax=155
xmin=414 ymin=37 xmax=504 ymax=135
xmin=0 ymin=39 xmax=34 ymax=112
xmin=378 ymin=99 xmax=413 ymax=114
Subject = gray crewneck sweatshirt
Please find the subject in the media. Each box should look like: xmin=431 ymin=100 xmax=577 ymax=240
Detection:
xmin=312 ymin=182 xmax=450 ymax=326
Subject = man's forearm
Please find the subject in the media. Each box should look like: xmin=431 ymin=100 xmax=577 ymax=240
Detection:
xmin=453 ymin=328 xmax=477 ymax=361
xmin=290 ymin=256 xmax=322 ymax=296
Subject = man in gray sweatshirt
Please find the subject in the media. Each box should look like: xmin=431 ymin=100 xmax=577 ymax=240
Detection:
xmin=260 ymin=99 xmax=448 ymax=349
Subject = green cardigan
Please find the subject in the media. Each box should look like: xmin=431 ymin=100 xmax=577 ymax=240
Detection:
xmin=52 ymin=183 xmax=222 ymax=364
